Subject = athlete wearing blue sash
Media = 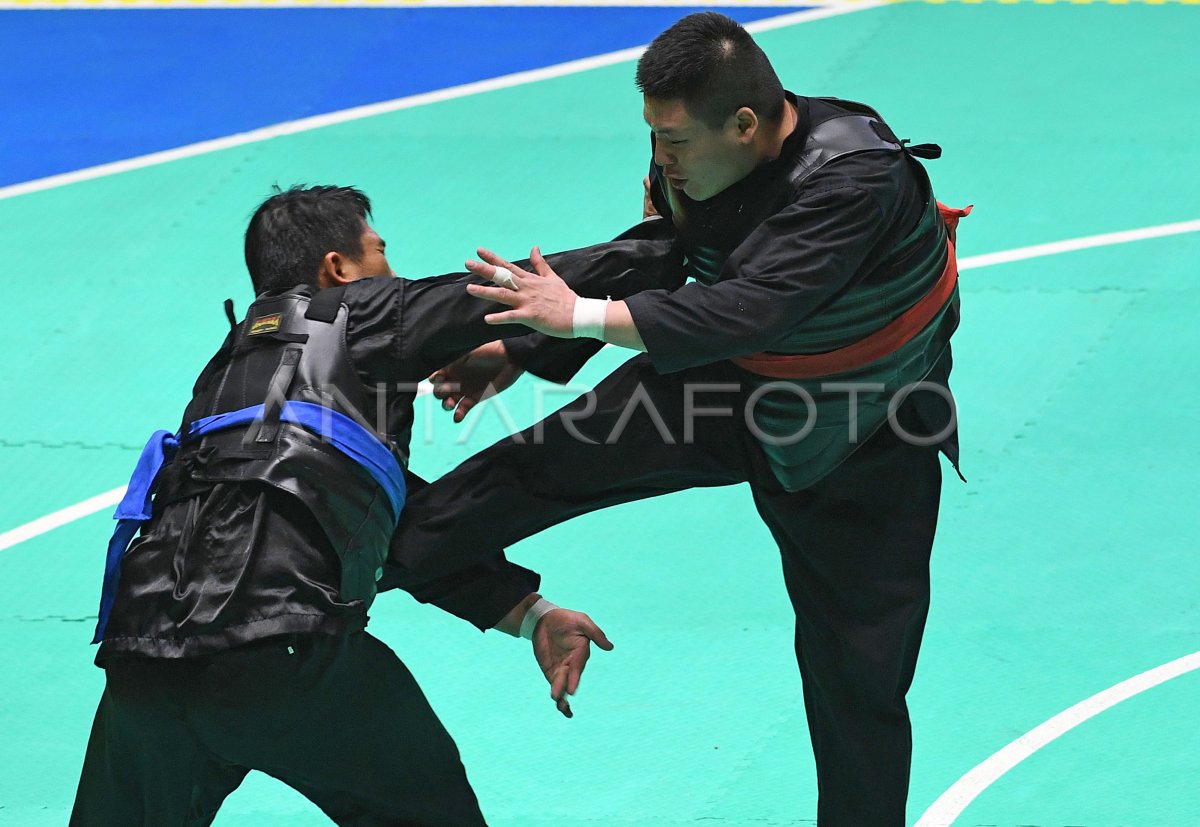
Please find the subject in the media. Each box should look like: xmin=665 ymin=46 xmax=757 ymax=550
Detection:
xmin=71 ymin=185 xmax=679 ymax=826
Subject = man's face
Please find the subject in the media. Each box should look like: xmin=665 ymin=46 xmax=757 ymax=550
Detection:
xmin=342 ymin=223 xmax=394 ymax=280
xmin=643 ymin=96 xmax=754 ymax=201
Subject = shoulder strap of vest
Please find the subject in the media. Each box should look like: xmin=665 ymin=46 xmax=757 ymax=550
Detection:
xmin=790 ymin=99 xmax=942 ymax=189
xmin=305 ymin=284 xmax=348 ymax=323
xmin=790 ymin=111 xmax=901 ymax=189
xmin=255 ymin=345 xmax=304 ymax=444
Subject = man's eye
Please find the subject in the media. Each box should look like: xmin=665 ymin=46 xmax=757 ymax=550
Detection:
xmin=670 ymin=139 xmax=687 ymax=146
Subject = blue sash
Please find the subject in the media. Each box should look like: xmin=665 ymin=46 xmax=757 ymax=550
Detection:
xmin=92 ymin=401 xmax=406 ymax=643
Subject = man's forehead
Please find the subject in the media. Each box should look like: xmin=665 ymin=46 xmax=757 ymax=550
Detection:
xmin=643 ymin=97 xmax=692 ymax=133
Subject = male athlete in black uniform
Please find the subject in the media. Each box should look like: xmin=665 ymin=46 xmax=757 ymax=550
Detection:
xmin=71 ymin=185 xmax=681 ymax=826
xmin=386 ymin=13 xmax=968 ymax=825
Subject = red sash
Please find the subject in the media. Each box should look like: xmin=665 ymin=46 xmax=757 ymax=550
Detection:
xmin=731 ymin=202 xmax=971 ymax=379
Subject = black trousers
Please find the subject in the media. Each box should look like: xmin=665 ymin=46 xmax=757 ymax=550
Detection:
xmin=71 ymin=631 xmax=486 ymax=827
xmin=393 ymin=355 xmax=943 ymax=825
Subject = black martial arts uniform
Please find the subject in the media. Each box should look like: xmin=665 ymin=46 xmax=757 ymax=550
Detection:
xmin=72 ymin=235 xmax=680 ymax=827
xmin=383 ymin=95 xmax=963 ymax=826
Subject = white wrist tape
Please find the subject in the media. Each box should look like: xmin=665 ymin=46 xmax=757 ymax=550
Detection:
xmin=572 ymin=297 xmax=611 ymax=341
xmin=520 ymin=597 xmax=560 ymax=640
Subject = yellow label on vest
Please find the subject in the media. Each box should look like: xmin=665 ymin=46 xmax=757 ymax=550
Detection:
xmin=249 ymin=314 xmax=282 ymax=335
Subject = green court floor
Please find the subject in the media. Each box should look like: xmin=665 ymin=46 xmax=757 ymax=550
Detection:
xmin=1 ymin=4 xmax=1198 ymax=825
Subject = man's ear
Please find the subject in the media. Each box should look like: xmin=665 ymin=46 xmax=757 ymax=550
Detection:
xmin=316 ymin=251 xmax=353 ymax=290
xmin=733 ymin=107 xmax=759 ymax=143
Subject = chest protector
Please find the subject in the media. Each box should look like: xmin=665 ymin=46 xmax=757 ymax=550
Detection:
xmin=161 ymin=286 xmax=403 ymax=607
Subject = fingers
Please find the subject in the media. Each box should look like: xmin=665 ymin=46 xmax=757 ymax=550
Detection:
xmin=430 ymin=371 xmax=458 ymax=401
xmin=466 ymin=283 xmax=520 ymax=306
xmin=529 ymin=245 xmax=554 ymax=278
xmin=584 ymin=618 xmax=614 ymax=652
xmin=535 ymin=612 xmax=615 ymax=719
xmin=550 ymin=666 xmax=572 ymax=717
xmin=475 ymin=247 xmax=517 ymax=272
xmin=551 ymin=666 xmax=567 ymax=703
xmin=440 ymin=392 xmax=476 ymax=421
xmin=566 ymin=647 xmax=589 ymax=697
xmin=465 ymin=259 xmax=518 ymax=290
xmin=473 ymin=248 xmax=531 ymax=288
xmin=482 ymin=310 xmax=524 ymax=326
xmin=452 ymin=397 xmax=476 ymax=423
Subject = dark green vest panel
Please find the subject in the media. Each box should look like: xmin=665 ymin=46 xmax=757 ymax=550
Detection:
xmin=745 ymin=295 xmax=957 ymax=491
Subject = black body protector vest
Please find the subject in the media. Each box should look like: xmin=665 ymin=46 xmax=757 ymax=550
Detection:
xmin=158 ymin=286 xmax=402 ymax=609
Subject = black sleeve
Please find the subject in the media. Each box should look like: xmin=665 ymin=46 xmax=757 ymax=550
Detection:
xmin=501 ymin=333 xmax=603 ymax=385
xmin=377 ymin=557 xmax=541 ymax=631
xmin=377 ymin=472 xmax=540 ymax=631
xmin=625 ymin=181 xmax=889 ymax=374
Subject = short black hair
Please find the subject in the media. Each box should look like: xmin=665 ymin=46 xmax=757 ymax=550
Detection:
xmin=244 ymin=184 xmax=373 ymax=294
xmin=636 ymin=12 xmax=785 ymax=129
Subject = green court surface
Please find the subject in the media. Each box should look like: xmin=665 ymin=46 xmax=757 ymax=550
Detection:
xmin=2 ymin=4 xmax=1198 ymax=825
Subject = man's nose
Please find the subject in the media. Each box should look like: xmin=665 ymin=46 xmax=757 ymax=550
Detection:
xmin=653 ymin=141 xmax=674 ymax=167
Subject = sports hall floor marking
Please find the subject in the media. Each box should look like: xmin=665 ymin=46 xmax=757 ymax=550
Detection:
xmin=956 ymin=218 xmax=1200 ymax=270
xmin=914 ymin=650 xmax=1200 ymax=825
xmin=0 ymin=379 xmax=434 ymax=554
xmin=0 ymin=487 xmax=126 ymax=553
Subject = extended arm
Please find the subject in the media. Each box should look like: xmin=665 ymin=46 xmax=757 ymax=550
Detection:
xmin=396 ymin=223 xmax=684 ymax=380
xmin=465 ymin=183 xmax=888 ymax=368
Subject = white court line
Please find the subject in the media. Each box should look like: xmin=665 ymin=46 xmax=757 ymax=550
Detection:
xmin=958 ymin=218 xmax=1200 ymax=271
xmin=915 ymin=650 xmax=1200 ymax=826
xmin=0 ymin=487 xmax=127 ymax=553
xmin=0 ymin=3 xmax=882 ymax=203
xmin=0 ymin=384 xmax=436 ymax=551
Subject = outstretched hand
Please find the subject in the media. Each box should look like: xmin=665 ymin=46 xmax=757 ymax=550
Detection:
xmin=429 ymin=341 xmax=523 ymax=423
xmin=531 ymin=609 xmax=614 ymax=718
xmin=465 ymin=247 xmax=578 ymax=339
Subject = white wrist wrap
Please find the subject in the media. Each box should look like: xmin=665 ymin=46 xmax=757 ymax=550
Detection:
xmin=572 ymin=297 xmax=611 ymax=341
xmin=520 ymin=598 xmax=559 ymax=640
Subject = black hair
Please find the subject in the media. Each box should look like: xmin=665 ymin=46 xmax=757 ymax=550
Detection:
xmin=635 ymin=12 xmax=785 ymax=129
xmin=244 ymin=184 xmax=373 ymax=294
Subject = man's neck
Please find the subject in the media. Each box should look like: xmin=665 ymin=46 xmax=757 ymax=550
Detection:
xmin=762 ymin=98 xmax=800 ymax=162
